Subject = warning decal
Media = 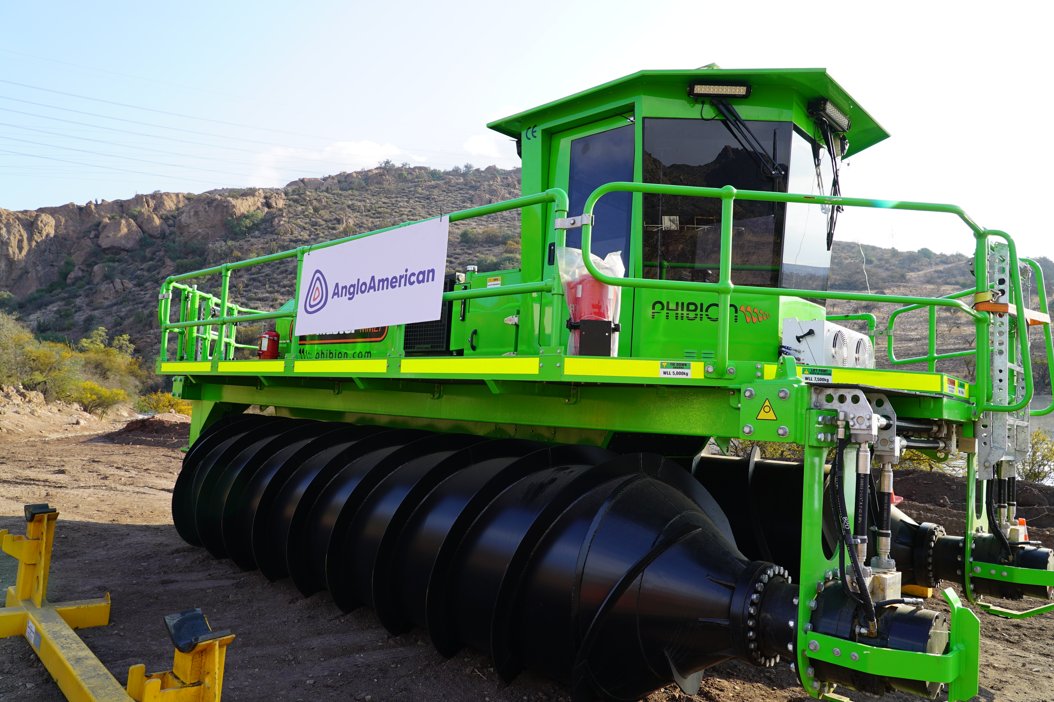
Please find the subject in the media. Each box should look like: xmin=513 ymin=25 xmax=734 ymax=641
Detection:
xmin=659 ymin=361 xmax=692 ymax=378
xmin=756 ymin=399 xmax=778 ymax=421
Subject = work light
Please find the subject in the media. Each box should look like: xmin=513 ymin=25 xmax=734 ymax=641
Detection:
xmin=809 ymin=98 xmax=851 ymax=132
xmin=688 ymin=82 xmax=750 ymax=99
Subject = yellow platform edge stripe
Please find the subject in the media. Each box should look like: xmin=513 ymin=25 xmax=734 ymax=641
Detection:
xmin=159 ymin=361 xmax=211 ymax=373
xmin=293 ymin=359 xmax=389 ymax=374
xmin=401 ymin=357 xmax=540 ymax=375
xmin=217 ymin=360 xmax=286 ymax=373
xmin=762 ymin=364 xmax=951 ymax=394
xmin=164 ymin=358 xmax=964 ymax=397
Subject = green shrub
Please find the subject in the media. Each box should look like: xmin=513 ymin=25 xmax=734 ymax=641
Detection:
xmin=136 ymin=391 xmax=192 ymax=416
xmin=0 ymin=313 xmax=144 ymax=411
xmin=70 ymin=380 xmax=127 ymax=414
xmin=1022 ymin=429 xmax=1054 ymax=484
xmin=226 ymin=210 xmax=265 ymax=238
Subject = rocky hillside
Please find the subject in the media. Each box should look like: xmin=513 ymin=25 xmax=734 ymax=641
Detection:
xmin=1 ymin=163 xmax=1050 ymax=384
xmin=0 ymin=165 xmax=521 ymax=361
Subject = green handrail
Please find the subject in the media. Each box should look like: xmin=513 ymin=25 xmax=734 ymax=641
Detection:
xmin=579 ymin=182 xmax=984 ymax=373
xmin=157 ymin=176 xmax=1044 ymax=419
xmin=577 ymin=182 xmax=1039 ymax=414
xmin=162 ymin=283 xmax=266 ymax=362
xmin=1022 ymin=258 xmax=1054 ymax=417
xmin=158 ymin=189 xmax=569 ymax=362
xmin=827 ymin=313 xmax=877 ymax=341
xmin=886 ymin=288 xmax=975 ymax=367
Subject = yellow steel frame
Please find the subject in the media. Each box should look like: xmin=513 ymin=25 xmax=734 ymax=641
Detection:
xmin=0 ymin=505 xmax=233 ymax=702
xmin=126 ymin=624 xmax=234 ymax=702
xmin=0 ymin=505 xmax=123 ymax=701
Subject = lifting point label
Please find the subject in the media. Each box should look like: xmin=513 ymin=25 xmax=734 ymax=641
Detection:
xmin=756 ymin=399 xmax=778 ymax=421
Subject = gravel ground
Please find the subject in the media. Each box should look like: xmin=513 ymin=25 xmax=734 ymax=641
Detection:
xmin=1 ymin=416 xmax=1053 ymax=701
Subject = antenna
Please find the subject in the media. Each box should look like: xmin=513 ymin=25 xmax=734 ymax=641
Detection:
xmin=858 ymin=242 xmax=872 ymax=294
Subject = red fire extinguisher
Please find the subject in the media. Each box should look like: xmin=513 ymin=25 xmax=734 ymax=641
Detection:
xmin=258 ymin=330 xmax=280 ymax=359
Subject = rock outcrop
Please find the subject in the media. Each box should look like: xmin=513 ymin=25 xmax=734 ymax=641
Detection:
xmin=0 ymin=189 xmax=287 ymax=301
xmin=176 ymin=190 xmax=283 ymax=241
xmin=98 ymin=217 xmax=142 ymax=251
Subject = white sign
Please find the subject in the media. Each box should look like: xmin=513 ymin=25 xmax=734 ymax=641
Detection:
xmin=295 ymin=217 xmax=449 ymax=336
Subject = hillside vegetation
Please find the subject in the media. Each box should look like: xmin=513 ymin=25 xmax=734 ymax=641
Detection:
xmin=0 ymin=313 xmax=144 ymax=412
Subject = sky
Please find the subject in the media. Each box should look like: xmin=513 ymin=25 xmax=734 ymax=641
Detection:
xmin=0 ymin=1 xmax=1051 ymax=259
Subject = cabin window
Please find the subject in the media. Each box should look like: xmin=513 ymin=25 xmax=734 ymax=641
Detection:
xmin=781 ymin=128 xmax=834 ymax=291
xmin=566 ymin=124 xmax=634 ymax=268
xmin=642 ymin=118 xmax=791 ymax=286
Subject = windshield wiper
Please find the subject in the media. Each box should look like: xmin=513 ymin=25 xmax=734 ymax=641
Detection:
xmin=813 ymin=120 xmax=843 ymax=250
xmin=709 ymin=98 xmax=786 ymax=184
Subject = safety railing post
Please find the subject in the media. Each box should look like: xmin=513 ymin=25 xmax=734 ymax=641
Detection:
xmin=716 ymin=186 xmax=736 ymax=373
xmin=928 ymin=306 xmax=938 ymax=372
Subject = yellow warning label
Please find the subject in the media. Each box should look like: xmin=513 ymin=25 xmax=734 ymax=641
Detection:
xmin=756 ymin=399 xmax=778 ymax=421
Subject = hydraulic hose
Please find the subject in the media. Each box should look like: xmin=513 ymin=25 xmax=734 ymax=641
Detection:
xmin=854 ymin=449 xmax=871 ymax=560
xmin=831 ymin=438 xmax=877 ymax=627
xmin=986 ymin=479 xmax=1013 ymax=560
xmin=892 ymin=418 xmax=939 ymax=434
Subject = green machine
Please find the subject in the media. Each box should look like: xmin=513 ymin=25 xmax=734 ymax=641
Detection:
xmin=159 ymin=67 xmax=1054 ymax=701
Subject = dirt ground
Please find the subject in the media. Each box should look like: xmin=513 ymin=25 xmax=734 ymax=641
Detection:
xmin=1 ymin=407 xmax=1054 ymax=702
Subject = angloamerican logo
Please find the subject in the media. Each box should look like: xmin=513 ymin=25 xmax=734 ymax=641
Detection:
xmin=330 ymin=267 xmax=437 ymax=301
xmin=304 ymin=269 xmax=329 ymax=314
xmin=303 ymin=266 xmax=438 ymax=316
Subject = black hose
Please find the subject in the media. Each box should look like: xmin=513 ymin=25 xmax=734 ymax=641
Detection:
xmin=873 ymin=597 xmax=924 ymax=609
xmin=832 ymin=447 xmax=860 ymax=609
xmin=854 ymin=470 xmax=870 ymax=548
xmin=875 ymin=469 xmax=892 ymax=558
xmin=831 ymin=438 xmax=877 ymax=626
xmin=986 ymin=479 xmax=1013 ymax=561
xmin=893 ymin=418 xmax=939 ymax=434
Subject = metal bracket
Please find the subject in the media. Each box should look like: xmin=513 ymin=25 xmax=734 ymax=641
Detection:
xmin=554 ymin=214 xmax=593 ymax=230
xmin=483 ymin=378 xmax=508 ymax=395
xmin=810 ymin=387 xmax=878 ymax=443
xmin=865 ymin=393 xmax=901 ymax=463
xmin=977 ymin=240 xmax=1032 ymax=478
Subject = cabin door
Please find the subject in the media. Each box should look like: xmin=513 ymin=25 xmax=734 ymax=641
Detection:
xmin=550 ymin=117 xmax=637 ymax=354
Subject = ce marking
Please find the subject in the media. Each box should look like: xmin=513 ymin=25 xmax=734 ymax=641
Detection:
xmin=523 ymin=125 xmax=539 ymax=140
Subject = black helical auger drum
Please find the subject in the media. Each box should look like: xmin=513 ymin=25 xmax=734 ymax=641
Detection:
xmin=173 ymin=416 xmax=802 ymax=700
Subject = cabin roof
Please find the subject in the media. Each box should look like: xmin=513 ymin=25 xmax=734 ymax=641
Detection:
xmin=488 ymin=67 xmax=888 ymax=157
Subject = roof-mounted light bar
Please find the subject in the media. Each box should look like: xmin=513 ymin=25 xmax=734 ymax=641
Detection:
xmin=809 ymin=98 xmax=851 ymax=133
xmin=688 ymin=82 xmax=751 ymax=99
